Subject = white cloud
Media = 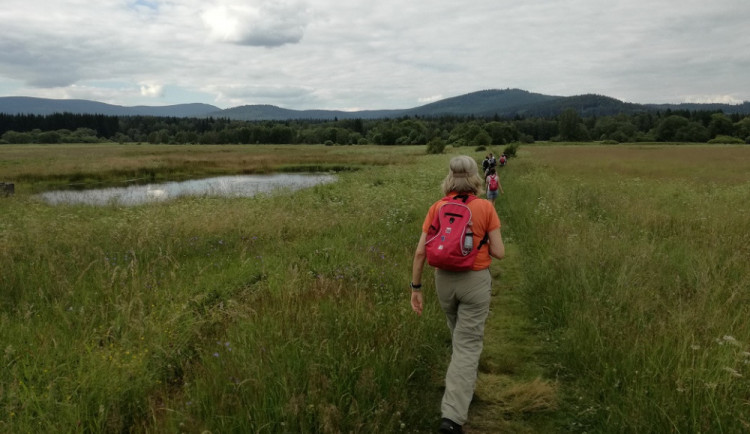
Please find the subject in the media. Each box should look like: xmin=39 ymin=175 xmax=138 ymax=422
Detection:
xmin=418 ymin=95 xmax=443 ymax=104
xmin=201 ymin=0 xmax=309 ymax=47
xmin=140 ymin=83 xmax=165 ymax=98
xmin=684 ymin=95 xmax=745 ymax=105
xmin=208 ymin=83 xmax=315 ymax=108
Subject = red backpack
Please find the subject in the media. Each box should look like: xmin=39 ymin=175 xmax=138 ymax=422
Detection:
xmin=488 ymin=175 xmax=499 ymax=191
xmin=425 ymin=194 xmax=489 ymax=271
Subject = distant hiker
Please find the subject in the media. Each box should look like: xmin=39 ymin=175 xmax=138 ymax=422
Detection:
xmin=410 ymin=155 xmax=505 ymax=433
xmin=485 ymin=168 xmax=503 ymax=204
xmin=499 ymin=154 xmax=507 ymax=166
xmin=488 ymin=153 xmax=497 ymax=171
xmin=481 ymin=155 xmax=490 ymax=176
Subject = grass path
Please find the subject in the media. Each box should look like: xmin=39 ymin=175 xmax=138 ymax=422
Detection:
xmin=465 ymin=239 xmax=560 ymax=433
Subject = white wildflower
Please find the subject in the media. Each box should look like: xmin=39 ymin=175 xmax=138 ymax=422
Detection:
xmin=722 ymin=367 xmax=742 ymax=378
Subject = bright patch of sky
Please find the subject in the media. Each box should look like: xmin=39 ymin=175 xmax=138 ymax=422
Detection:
xmin=0 ymin=0 xmax=748 ymax=110
xmin=133 ymin=0 xmax=158 ymax=10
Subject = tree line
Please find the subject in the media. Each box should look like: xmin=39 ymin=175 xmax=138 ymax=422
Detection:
xmin=1 ymin=109 xmax=749 ymax=146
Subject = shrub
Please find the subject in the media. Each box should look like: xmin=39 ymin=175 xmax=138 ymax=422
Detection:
xmin=38 ymin=131 xmax=62 ymax=144
xmin=503 ymin=142 xmax=520 ymax=157
xmin=426 ymin=137 xmax=446 ymax=154
xmin=708 ymin=135 xmax=744 ymax=144
xmin=1 ymin=130 xmax=32 ymax=144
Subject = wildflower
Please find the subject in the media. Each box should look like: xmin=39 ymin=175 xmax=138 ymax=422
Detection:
xmin=690 ymin=344 xmax=700 ymax=351
xmin=213 ymin=352 xmax=220 ymax=358
xmin=723 ymin=367 xmax=742 ymax=378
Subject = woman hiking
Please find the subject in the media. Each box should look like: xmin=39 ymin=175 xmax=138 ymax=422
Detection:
xmin=485 ymin=167 xmax=503 ymax=204
xmin=409 ymin=155 xmax=505 ymax=433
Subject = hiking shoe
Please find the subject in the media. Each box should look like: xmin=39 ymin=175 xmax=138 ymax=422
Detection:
xmin=438 ymin=418 xmax=463 ymax=434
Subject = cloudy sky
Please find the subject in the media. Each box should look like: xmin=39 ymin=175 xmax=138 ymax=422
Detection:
xmin=0 ymin=0 xmax=748 ymax=110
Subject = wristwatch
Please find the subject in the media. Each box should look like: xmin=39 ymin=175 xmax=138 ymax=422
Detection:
xmin=410 ymin=282 xmax=422 ymax=291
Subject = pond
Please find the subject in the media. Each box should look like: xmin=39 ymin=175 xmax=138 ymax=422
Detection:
xmin=37 ymin=173 xmax=337 ymax=206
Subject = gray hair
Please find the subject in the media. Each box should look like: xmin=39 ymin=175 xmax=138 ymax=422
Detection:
xmin=441 ymin=155 xmax=484 ymax=196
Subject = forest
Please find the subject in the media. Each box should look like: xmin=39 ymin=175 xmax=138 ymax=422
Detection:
xmin=1 ymin=108 xmax=749 ymax=146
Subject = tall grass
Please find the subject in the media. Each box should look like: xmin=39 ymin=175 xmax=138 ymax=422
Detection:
xmin=0 ymin=143 xmax=419 ymax=192
xmin=4 ymin=142 xmax=748 ymax=432
xmin=503 ymin=144 xmax=750 ymax=432
xmin=0 ymin=144 xmax=456 ymax=432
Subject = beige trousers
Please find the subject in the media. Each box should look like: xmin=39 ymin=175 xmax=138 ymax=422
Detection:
xmin=434 ymin=267 xmax=492 ymax=425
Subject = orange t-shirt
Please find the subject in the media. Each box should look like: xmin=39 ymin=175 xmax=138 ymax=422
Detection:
xmin=421 ymin=193 xmax=501 ymax=271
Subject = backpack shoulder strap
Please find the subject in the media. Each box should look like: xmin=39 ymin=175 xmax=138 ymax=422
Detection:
xmin=450 ymin=193 xmax=476 ymax=204
xmin=476 ymin=232 xmax=489 ymax=251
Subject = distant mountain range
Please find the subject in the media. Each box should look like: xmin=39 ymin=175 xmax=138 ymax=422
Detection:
xmin=0 ymin=97 xmax=221 ymax=118
xmin=1 ymin=89 xmax=749 ymax=121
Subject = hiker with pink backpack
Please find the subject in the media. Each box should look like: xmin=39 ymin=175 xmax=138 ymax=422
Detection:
xmin=409 ymin=155 xmax=505 ymax=433
xmin=484 ymin=167 xmax=503 ymax=204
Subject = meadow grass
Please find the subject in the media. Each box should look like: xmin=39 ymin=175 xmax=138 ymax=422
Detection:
xmin=503 ymin=144 xmax=750 ymax=432
xmin=3 ymin=142 xmax=749 ymax=432
xmin=0 ymin=144 xmax=478 ymax=432
xmin=0 ymin=143 xmax=413 ymax=192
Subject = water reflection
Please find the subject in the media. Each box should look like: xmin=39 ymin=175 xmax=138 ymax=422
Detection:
xmin=37 ymin=174 xmax=337 ymax=206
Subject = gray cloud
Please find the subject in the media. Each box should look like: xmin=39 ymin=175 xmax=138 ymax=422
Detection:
xmin=0 ymin=0 xmax=748 ymax=109
xmin=0 ymin=37 xmax=81 ymax=88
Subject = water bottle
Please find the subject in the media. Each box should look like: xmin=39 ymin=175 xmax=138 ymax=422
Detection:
xmin=463 ymin=231 xmax=473 ymax=252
